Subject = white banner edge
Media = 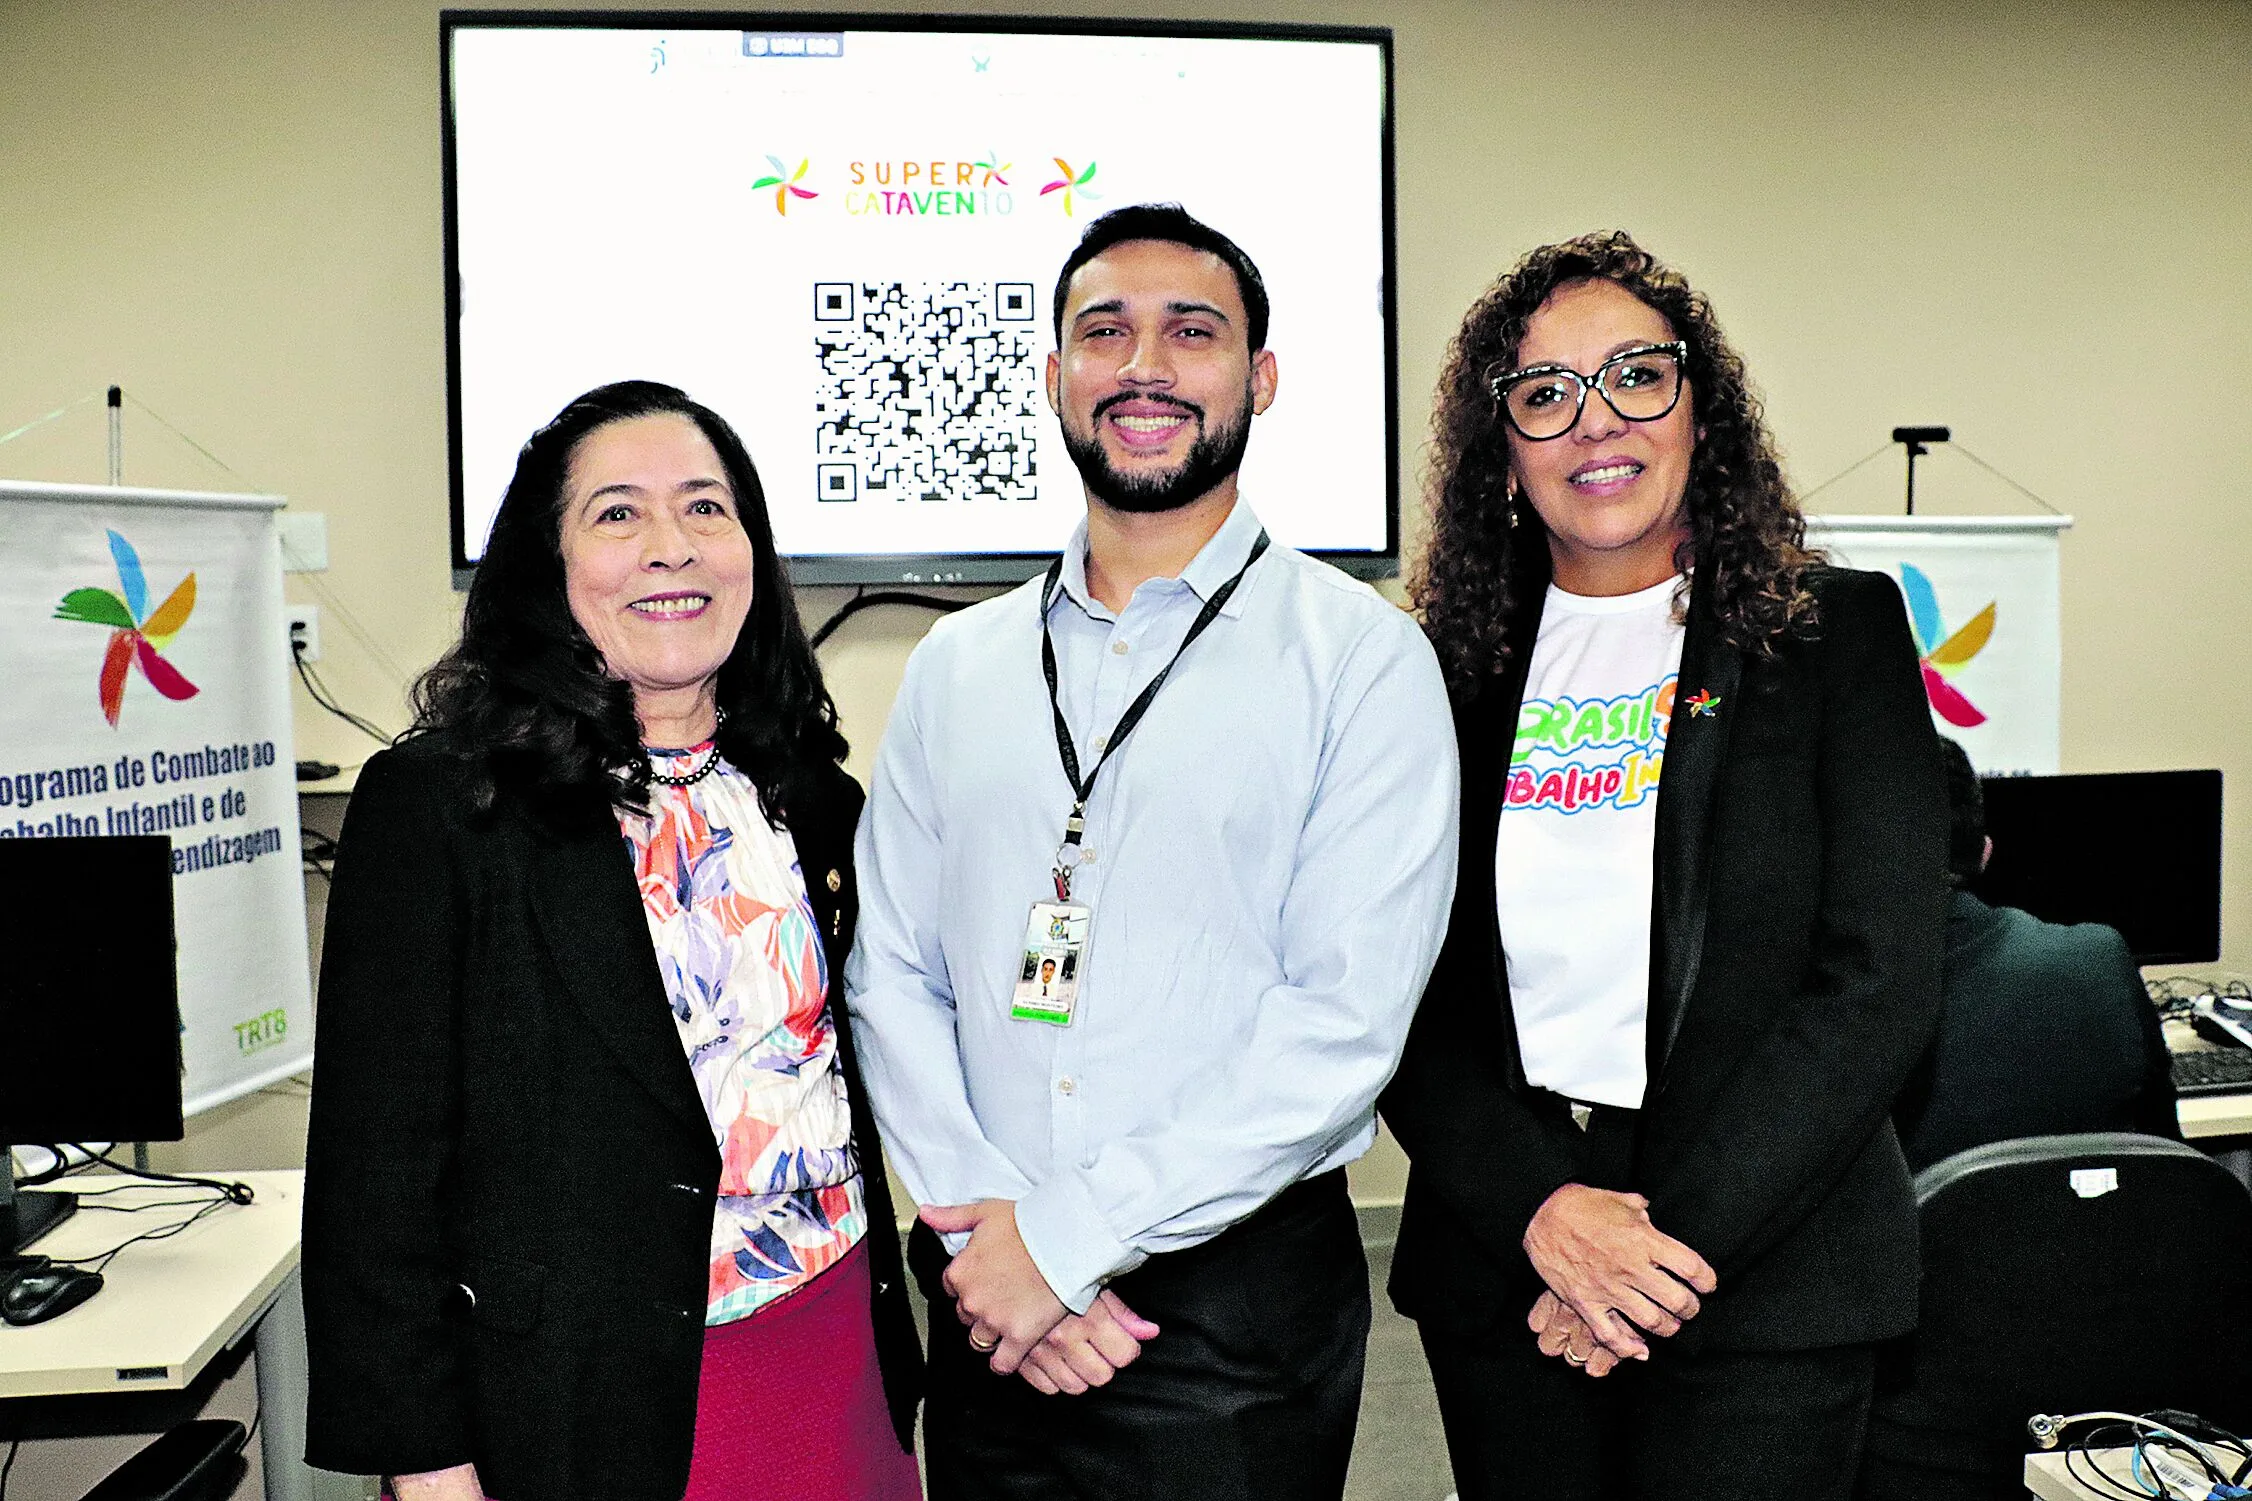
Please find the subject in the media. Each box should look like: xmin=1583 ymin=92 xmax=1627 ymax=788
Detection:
xmin=0 ymin=480 xmax=283 ymax=511
xmin=1806 ymin=513 xmax=2073 ymax=535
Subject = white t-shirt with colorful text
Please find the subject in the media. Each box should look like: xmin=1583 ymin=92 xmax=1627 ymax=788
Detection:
xmin=1494 ymin=574 xmax=1685 ymax=1109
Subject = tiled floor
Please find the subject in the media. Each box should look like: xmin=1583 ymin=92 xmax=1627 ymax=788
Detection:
xmin=1345 ymin=1244 xmax=1456 ymax=1501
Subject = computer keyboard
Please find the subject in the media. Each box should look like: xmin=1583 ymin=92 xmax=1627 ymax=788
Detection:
xmin=2170 ymin=1046 xmax=2252 ymax=1097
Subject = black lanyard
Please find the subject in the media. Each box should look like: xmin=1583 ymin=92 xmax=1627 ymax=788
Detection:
xmin=1039 ymin=529 xmax=1270 ymax=898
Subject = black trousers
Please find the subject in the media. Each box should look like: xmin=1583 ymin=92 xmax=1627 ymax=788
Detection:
xmin=1420 ymin=1323 xmax=1876 ymax=1501
xmin=1417 ymin=1094 xmax=1876 ymax=1501
xmin=911 ymin=1171 xmax=1371 ymax=1501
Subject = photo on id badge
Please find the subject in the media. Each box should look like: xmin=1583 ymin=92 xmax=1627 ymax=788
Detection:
xmin=1013 ymin=902 xmax=1089 ymax=1024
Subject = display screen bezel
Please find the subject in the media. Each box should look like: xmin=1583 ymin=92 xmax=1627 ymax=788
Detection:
xmin=440 ymin=10 xmax=1399 ymax=587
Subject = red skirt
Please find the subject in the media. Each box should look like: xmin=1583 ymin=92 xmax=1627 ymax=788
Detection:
xmin=684 ymin=1238 xmax=921 ymax=1501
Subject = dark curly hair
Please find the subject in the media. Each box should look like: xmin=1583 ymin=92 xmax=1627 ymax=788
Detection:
xmin=1412 ymin=231 xmax=1821 ymax=695
xmin=412 ymin=380 xmax=845 ymax=824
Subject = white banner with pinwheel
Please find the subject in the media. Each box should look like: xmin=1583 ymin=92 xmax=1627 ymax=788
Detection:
xmin=1805 ymin=515 xmax=2070 ymax=776
xmin=0 ymin=481 xmax=312 ymax=1115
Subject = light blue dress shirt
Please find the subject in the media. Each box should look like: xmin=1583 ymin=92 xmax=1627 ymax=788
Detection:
xmin=846 ymin=500 xmax=1460 ymax=1312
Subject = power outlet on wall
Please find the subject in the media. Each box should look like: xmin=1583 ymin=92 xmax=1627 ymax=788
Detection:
xmin=287 ymin=605 xmax=321 ymax=663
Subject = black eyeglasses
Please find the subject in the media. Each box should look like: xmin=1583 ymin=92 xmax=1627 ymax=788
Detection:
xmin=1487 ymin=341 xmax=1689 ymax=441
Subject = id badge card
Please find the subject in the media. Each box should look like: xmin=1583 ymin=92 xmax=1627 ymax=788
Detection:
xmin=1011 ymin=901 xmax=1090 ymax=1026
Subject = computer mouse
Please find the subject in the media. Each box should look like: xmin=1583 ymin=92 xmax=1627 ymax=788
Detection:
xmin=1 ymin=1264 xmax=105 ymax=1325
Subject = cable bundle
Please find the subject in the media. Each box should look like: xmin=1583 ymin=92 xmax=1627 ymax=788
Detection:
xmin=2032 ymin=1410 xmax=2252 ymax=1500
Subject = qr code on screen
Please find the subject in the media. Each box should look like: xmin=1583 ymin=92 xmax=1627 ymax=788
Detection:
xmin=813 ymin=281 xmax=1042 ymax=504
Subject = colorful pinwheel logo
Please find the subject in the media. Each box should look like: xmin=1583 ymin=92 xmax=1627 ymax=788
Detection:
xmin=975 ymin=149 xmax=1012 ymax=187
xmin=1040 ymin=158 xmax=1101 ymax=216
xmin=753 ymin=155 xmax=817 ymax=215
xmin=1898 ymin=563 xmax=1995 ymax=728
xmin=55 ymin=530 xmax=199 ymax=727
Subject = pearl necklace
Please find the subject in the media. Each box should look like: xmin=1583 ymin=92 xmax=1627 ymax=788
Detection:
xmin=646 ymin=711 xmax=725 ymax=788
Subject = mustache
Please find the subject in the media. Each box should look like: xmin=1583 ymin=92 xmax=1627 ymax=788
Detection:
xmin=1090 ymin=391 xmax=1204 ymax=423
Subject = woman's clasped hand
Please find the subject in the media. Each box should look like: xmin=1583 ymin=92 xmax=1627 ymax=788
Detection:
xmin=1523 ymin=1182 xmax=1716 ymax=1365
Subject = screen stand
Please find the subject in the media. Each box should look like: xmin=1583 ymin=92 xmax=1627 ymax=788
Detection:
xmin=0 ymin=1144 xmax=79 ymax=1256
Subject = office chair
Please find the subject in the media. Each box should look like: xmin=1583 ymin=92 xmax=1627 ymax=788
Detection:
xmin=76 ymin=1420 xmax=249 ymax=1501
xmin=1857 ymin=1132 xmax=2252 ymax=1501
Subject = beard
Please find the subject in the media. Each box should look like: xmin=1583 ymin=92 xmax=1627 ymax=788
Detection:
xmin=1060 ymin=389 xmax=1254 ymax=514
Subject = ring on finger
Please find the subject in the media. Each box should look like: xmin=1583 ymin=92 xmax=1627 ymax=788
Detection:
xmin=1563 ymin=1347 xmax=1588 ymax=1366
xmin=969 ymin=1332 xmax=1000 ymax=1353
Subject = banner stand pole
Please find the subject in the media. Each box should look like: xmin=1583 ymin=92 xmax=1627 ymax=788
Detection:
xmin=106 ymin=386 xmax=122 ymax=485
xmin=1891 ymin=425 xmax=1950 ymax=516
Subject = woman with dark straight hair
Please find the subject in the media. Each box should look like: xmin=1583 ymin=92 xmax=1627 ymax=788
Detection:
xmin=1383 ymin=235 xmax=1947 ymax=1501
xmin=303 ymin=381 xmax=920 ymax=1500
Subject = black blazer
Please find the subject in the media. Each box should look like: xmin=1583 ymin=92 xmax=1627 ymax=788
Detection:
xmin=1381 ymin=563 xmax=1948 ymax=1353
xmin=302 ymin=735 xmax=919 ymax=1500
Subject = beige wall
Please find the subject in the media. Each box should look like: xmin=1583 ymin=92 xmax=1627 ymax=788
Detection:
xmin=7 ymin=0 xmax=2247 ymax=1219
xmin=2 ymin=0 xmax=2245 ymax=1183
xmin=7 ymin=0 xmax=2246 ymax=957
xmin=4 ymin=1 xmax=2247 ymax=1493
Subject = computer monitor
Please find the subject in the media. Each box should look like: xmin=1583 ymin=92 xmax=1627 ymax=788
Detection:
xmin=443 ymin=15 xmax=1400 ymax=585
xmin=1974 ymin=770 xmax=2224 ymax=966
xmin=0 ymin=834 xmax=183 ymax=1254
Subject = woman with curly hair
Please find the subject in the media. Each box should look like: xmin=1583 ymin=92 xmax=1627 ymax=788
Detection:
xmin=302 ymin=382 xmax=920 ymax=1500
xmin=1380 ymin=234 xmax=1947 ymax=1500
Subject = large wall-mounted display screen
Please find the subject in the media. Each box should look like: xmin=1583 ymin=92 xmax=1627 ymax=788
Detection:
xmin=443 ymin=14 xmax=1397 ymax=583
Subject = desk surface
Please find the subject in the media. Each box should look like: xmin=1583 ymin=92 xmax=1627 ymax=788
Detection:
xmin=0 ymin=1169 xmax=302 ymax=1399
xmin=2178 ymin=1090 xmax=2252 ymax=1140
xmin=2023 ymin=1444 xmax=2233 ymax=1499
xmin=2026 ymin=1447 xmax=2123 ymax=1499
xmin=2165 ymin=1018 xmax=2252 ymax=1141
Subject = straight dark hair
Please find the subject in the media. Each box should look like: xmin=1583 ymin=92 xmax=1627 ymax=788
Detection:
xmin=1051 ymin=202 xmax=1271 ymax=352
xmin=413 ymin=380 xmax=845 ymax=824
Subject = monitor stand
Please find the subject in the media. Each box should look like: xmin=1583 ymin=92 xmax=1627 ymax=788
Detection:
xmin=1 ymin=1144 xmax=79 ymax=1256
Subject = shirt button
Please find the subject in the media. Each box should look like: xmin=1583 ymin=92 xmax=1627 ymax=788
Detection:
xmin=1080 ymin=847 xmax=1097 ymax=863
xmin=1111 ymin=640 xmax=1129 ymax=655
xmin=1092 ymin=734 xmax=1108 ymax=751
xmin=1058 ymin=1077 xmax=1077 ymax=1096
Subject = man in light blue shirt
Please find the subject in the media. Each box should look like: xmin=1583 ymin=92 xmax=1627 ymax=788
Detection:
xmin=848 ymin=204 xmax=1458 ymax=1501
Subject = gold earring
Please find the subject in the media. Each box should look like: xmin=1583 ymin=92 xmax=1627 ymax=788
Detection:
xmin=1506 ymin=482 xmax=1521 ymax=529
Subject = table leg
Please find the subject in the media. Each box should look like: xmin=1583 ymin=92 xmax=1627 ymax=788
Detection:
xmin=252 ymin=1267 xmax=314 ymax=1501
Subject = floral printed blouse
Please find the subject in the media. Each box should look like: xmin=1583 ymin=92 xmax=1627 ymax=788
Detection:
xmin=618 ymin=745 xmax=866 ymax=1326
